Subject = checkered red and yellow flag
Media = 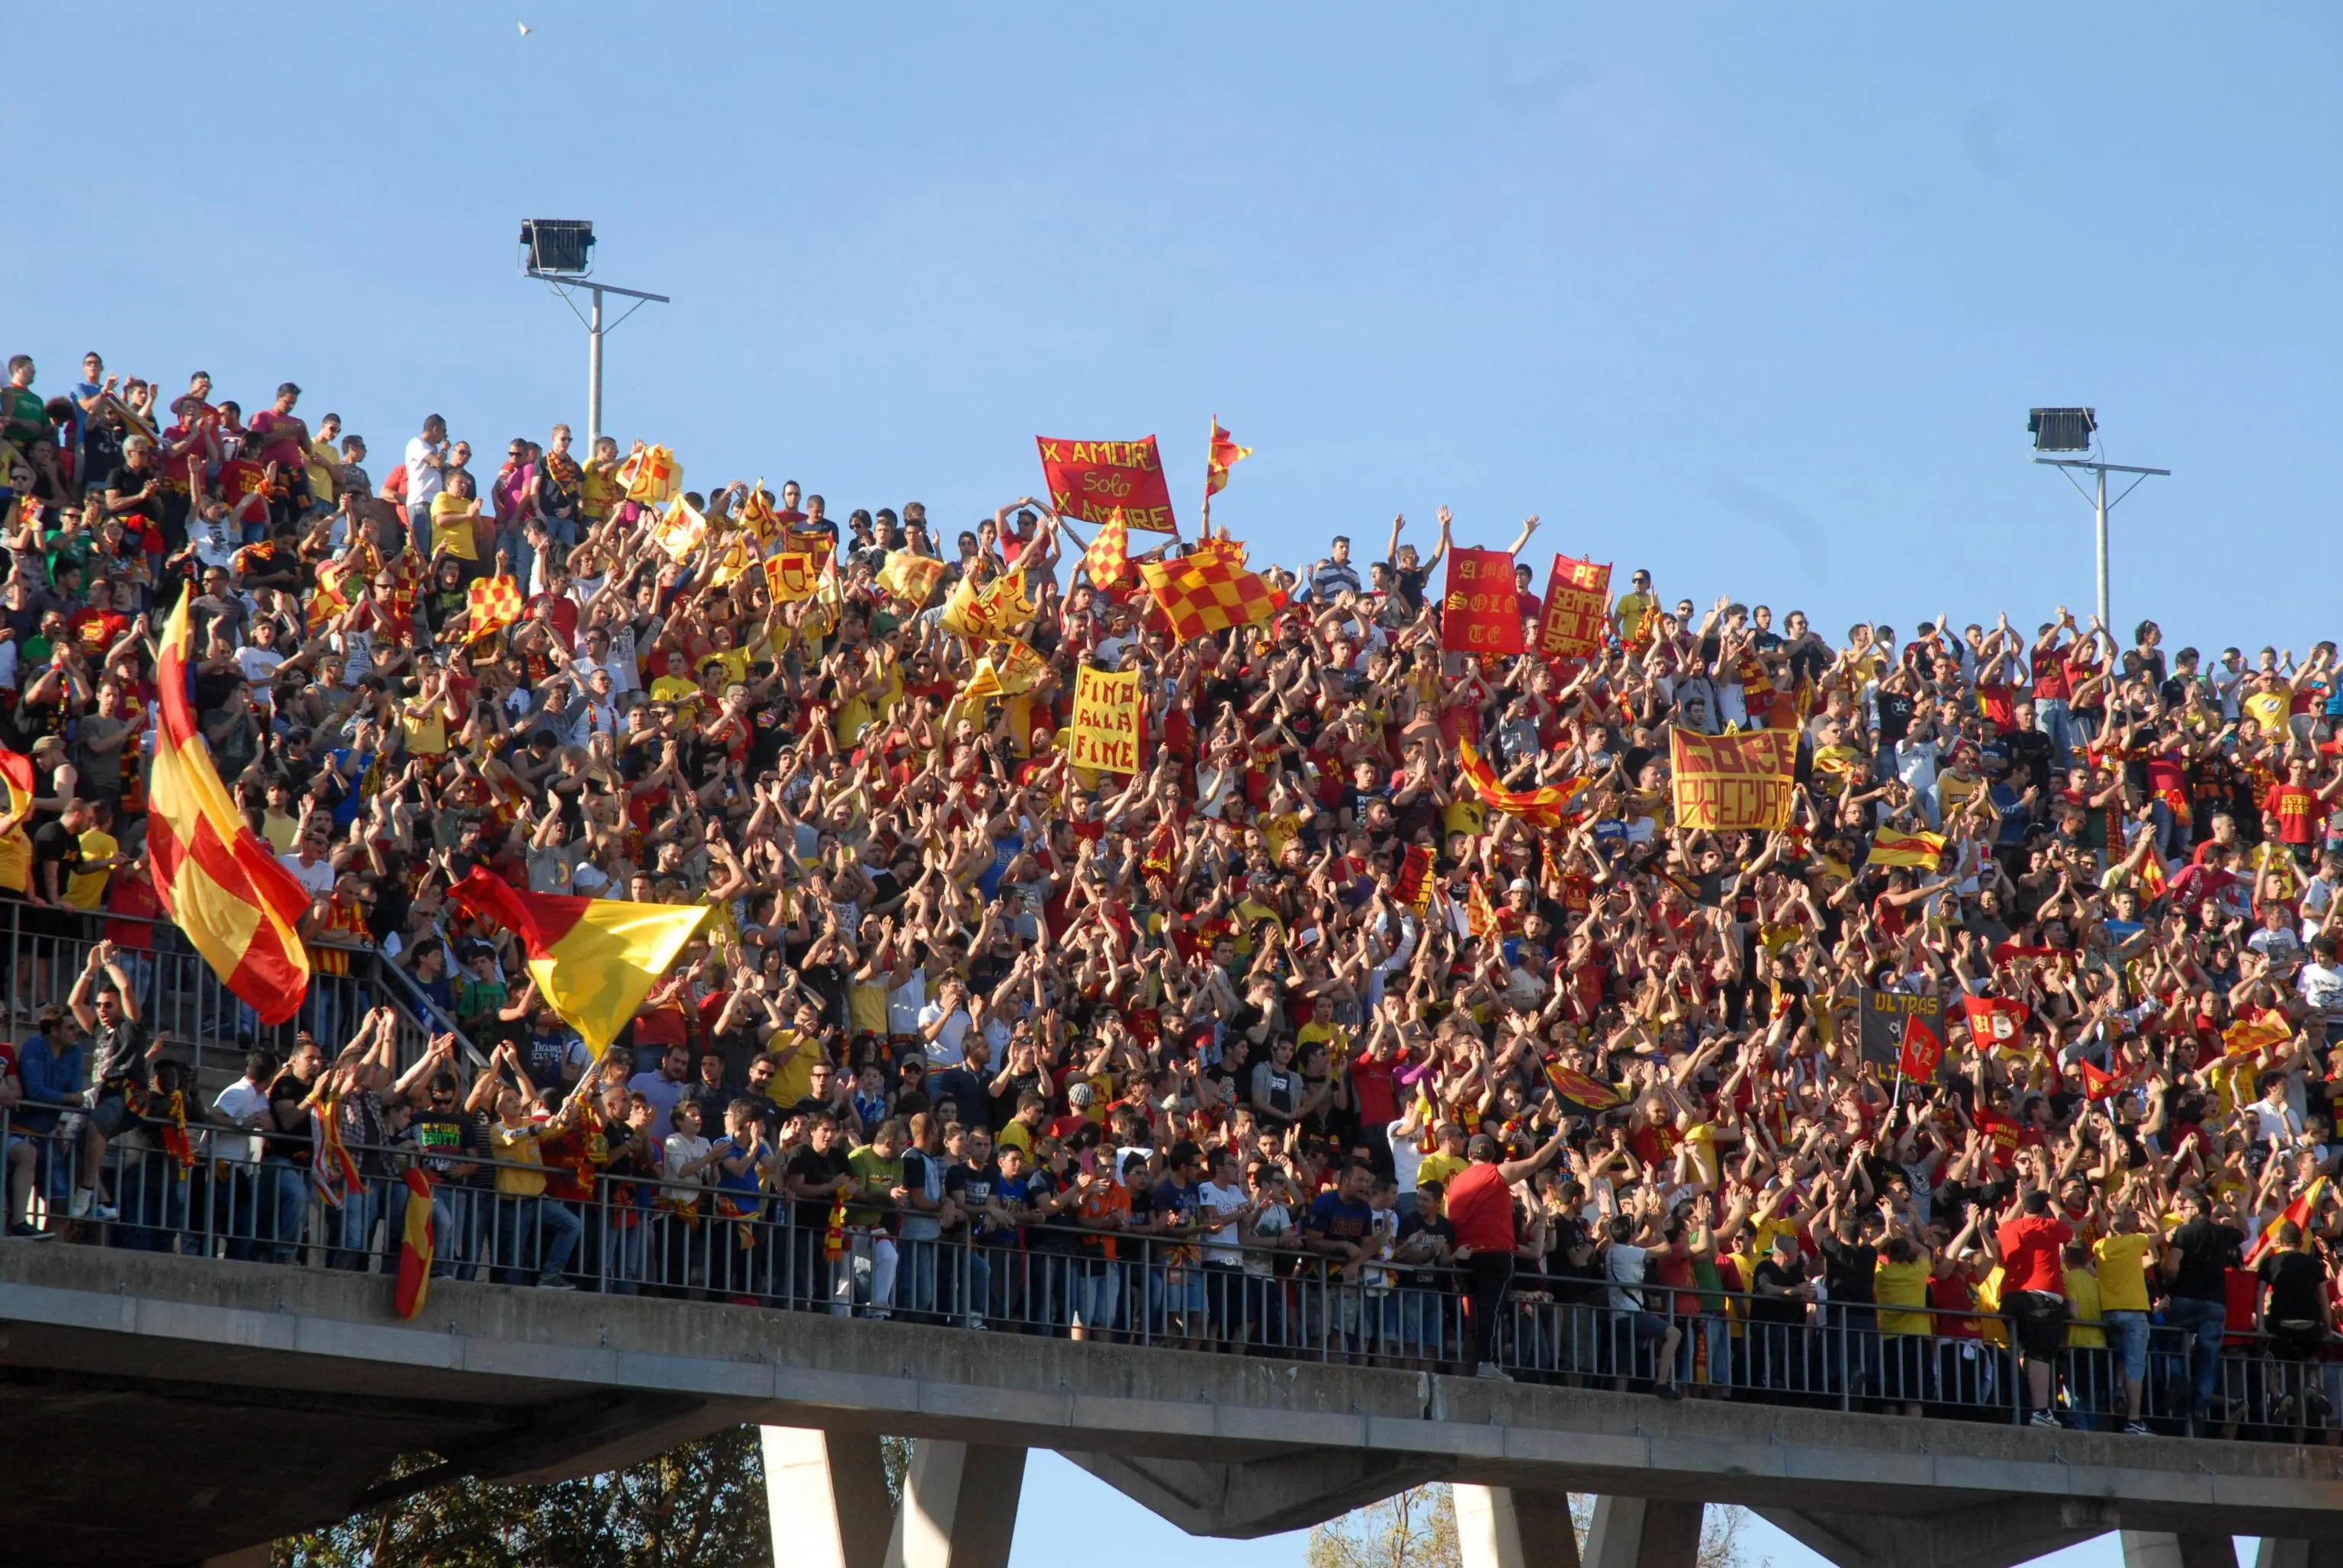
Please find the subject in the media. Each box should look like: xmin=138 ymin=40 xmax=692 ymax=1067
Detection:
xmin=1204 ymin=419 xmax=1251 ymax=498
xmin=1137 ymin=552 xmax=1287 ymax=641
xmin=1083 ymin=509 xmax=1131 ymax=590
xmin=464 ymin=575 xmax=524 ymax=645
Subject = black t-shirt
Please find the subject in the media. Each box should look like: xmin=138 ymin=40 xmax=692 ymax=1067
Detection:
xmin=2260 ymin=1248 xmax=2326 ymax=1329
xmin=947 ymin=1158 xmax=1004 ymax=1243
xmin=104 ymin=464 xmax=165 ymax=526
xmin=408 ymin=1107 xmax=475 ymax=1181
xmin=1396 ymin=1210 xmax=1455 ymax=1290
xmin=1875 ymin=691 xmax=1916 ymax=747
xmin=1025 ymin=1168 xmax=1075 ymax=1252
xmin=2167 ymin=1216 xmax=2244 ymax=1302
xmin=31 ymin=818 xmax=81 ymax=899
xmin=1751 ymin=1257 xmax=1808 ymax=1324
xmin=786 ymin=1143 xmax=852 ymax=1229
xmin=1816 ymin=1234 xmax=1879 ymax=1309
xmin=262 ymin=1072 xmax=315 ymax=1164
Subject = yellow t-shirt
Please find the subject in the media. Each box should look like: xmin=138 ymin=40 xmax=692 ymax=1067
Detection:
xmin=1678 ymin=1122 xmax=1721 ymax=1187
xmin=1613 ymin=591 xmax=1658 ymax=644
xmin=2064 ymin=1267 xmax=2105 ymax=1348
xmin=66 ymin=828 xmax=116 ymax=910
xmin=848 ymin=981 xmax=888 ymax=1038
xmin=997 ymin=1120 xmax=1034 ymax=1158
xmin=490 ymin=1123 xmax=548 ymax=1197
xmin=2093 ymin=1232 xmax=2153 ymax=1313
xmin=0 ymin=824 xmax=30 ymax=895
xmin=1418 ymin=1151 xmax=1468 ymax=1191
xmin=649 ymin=673 xmax=702 ymax=725
xmin=429 ymin=493 xmax=480 ymax=561
xmin=582 ymin=461 xmax=618 ymax=521
xmin=760 ymin=1029 xmax=818 ymax=1107
xmin=262 ymin=809 xmax=301 ymax=853
xmin=401 ymin=696 xmax=449 ymax=758
xmin=1873 ymin=1257 xmax=1933 ymax=1335
xmin=2245 ymin=690 xmax=2290 ymax=738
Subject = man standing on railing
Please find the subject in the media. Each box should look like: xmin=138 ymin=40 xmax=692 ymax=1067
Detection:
xmin=1444 ymin=1123 xmax=1569 ymax=1382
xmin=66 ymin=940 xmax=143 ymax=1223
xmin=2160 ymin=1187 xmax=2245 ymax=1428
xmin=1994 ymin=1187 xmax=2075 ymax=1428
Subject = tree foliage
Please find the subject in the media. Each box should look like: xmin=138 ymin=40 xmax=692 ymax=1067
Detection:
xmin=273 ymin=1426 xmax=773 ymax=1568
xmin=1306 ymin=1486 xmax=1757 ymax=1568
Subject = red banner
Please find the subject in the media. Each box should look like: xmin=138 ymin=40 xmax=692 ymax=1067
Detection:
xmin=1960 ymin=994 xmax=2030 ymax=1051
xmin=1536 ymin=555 xmax=1612 ymax=658
xmin=1439 ymin=548 xmax=1523 ymax=654
xmin=1037 ymin=435 xmax=1177 ymax=535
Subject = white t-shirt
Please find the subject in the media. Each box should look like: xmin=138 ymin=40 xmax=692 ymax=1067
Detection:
xmin=1606 ymin=1242 xmax=1650 ymax=1313
xmin=1197 ymin=1180 xmax=1248 ymax=1261
xmin=916 ymin=1002 xmax=970 ymax=1066
xmin=1387 ymin=1119 xmax=1424 ymax=1196
xmin=404 ymin=435 xmax=445 ymax=508
xmin=276 ymin=853 xmax=336 ymax=899
xmin=664 ymin=1132 xmax=712 ymax=1186
xmin=236 ymin=645 xmax=285 ymax=698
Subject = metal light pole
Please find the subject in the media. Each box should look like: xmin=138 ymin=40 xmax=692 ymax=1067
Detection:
xmin=2033 ymin=455 xmax=2169 ymax=633
xmin=519 ymin=220 xmax=668 ymax=448
xmin=2026 ymin=408 xmax=2167 ymax=634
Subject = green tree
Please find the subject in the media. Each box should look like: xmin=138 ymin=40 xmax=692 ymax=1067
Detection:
xmin=1306 ymin=1486 xmax=1758 ymax=1568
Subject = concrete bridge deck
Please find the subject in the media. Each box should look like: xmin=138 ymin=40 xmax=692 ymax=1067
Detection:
xmin=0 ymin=1243 xmax=2337 ymax=1567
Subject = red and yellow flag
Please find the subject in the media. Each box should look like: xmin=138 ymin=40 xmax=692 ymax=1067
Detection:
xmin=2223 ymin=1013 xmax=2293 ymax=1060
xmin=1392 ymin=843 xmax=1435 ymax=914
xmin=394 ymin=1168 xmax=436 ymax=1319
xmin=2245 ymin=1176 xmax=2330 ymax=1267
xmin=1465 ymin=877 xmax=1500 ymax=940
xmin=464 ymin=575 xmax=524 ymax=646
xmin=1083 ymin=509 xmax=1132 ymax=591
xmin=2079 ymin=1059 xmax=2121 ymax=1101
xmin=448 ymin=869 xmax=709 ymax=1056
xmin=1204 ymin=418 xmax=1250 ymax=499
xmin=763 ymin=552 xmax=823 ymax=605
xmin=877 ymin=550 xmax=946 ymax=609
xmin=149 ymin=593 xmax=313 ymax=1023
xmin=1136 ymin=553 xmax=1285 ymax=641
xmin=0 ymin=746 xmax=35 ymax=831
xmin=1545 ymin=1062 xmax=1621 ymax=1111
xmin=1870 ymin=827 xmax=1948 ymax=869
xmin=1456 ymin=737 xmax=1587 ymax=831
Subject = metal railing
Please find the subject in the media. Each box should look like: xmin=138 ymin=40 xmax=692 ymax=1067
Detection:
xmin=5 ymin=1109 xmax=2335 ymax=1440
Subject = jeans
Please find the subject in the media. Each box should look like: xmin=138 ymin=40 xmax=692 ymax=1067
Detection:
xmin=837 ymin=1231 xmax=897 ymax=1315
xmin=2160 ymin=1296 xmax=2229 ymax=1415
xmin=331 ymin=1177 xmax=385 ymax=1270
xmin=2104 ymin=1309 xmax=2152 ymax=1386
xmin=963 ymin=1249 xmax=993 ymax=1325
xmin=898 ymin=1232 xmax=940 ymax=1316
xmin=497 ymin=1195 xmax=583 ymax=1282
xmin=260 ymin=1155 xmax=309 ymax=1264
xmin=2035 ymin=698 xmax=2074 ymax=768
xmin=1075 ymin=1259 xmax=1120 ymax=1330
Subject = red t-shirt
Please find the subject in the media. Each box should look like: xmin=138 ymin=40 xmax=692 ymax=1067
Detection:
xmin=2264 ymin=782 xmax=2320 ymax=846
xmin=1445 ymin=1162 xmax=1516 ymax=1254
xmin=1994 ymin=1213 xmax=2073 ymax=1295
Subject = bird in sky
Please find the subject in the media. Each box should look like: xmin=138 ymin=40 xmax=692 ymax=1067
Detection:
xmin=517 ymin=21 xmax=532 ymax=36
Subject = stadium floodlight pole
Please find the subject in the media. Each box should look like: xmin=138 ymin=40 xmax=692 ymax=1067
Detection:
xmin=2026 ymin=407 xmax=2168 ymax=635
xmin=518 ymin=220 xmax=668 ymax=448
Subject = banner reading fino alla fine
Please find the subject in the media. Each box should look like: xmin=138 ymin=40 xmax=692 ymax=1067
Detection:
xmin=1068 ymin=667 xmax=1143 ymax=773
xmin=1669 ymin=729 xmax=1796 ymax=831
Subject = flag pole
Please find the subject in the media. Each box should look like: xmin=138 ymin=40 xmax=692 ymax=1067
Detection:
xmin=1200 ymin=412 xmax=1216 ymax=541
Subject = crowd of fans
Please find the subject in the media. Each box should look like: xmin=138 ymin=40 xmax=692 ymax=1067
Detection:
xmin=2 ymin=348 xmax=2340 ymax=1442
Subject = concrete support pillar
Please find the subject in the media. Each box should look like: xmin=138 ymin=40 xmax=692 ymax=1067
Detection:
xmin=761 ymin=1425 xmax=893 ymax=1568
xmin=2120 ymin=1534 xmax=2235 ymax=1568
xmin=1582 ymin=1496 xmax=1703 ymax=1568
xmin=884 ymin=1438 xmax=1027 ymax=1568
xmin=2258 ymin=1541 xmax=2343 ymax=1568
xmin=1455 ymin=1484 xmax=1581 ymax=1568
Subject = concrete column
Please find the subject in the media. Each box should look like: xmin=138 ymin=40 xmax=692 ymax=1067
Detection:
xmin=761 ymin=1425 xmax=893 ymax=1568
xmin=1582 ymin=1496 xmax=1703 ymax=1568
xmin=2258 ymin=1541 xmax=2343 ymax=1568
xmin=2119 ymin=1534 xmax=2236 ymax=1568
xmin=1455 ymin=1484 xmax=1581 ymax=1568
xmin=884 ymin=1439 xmax=1027 ymax=1568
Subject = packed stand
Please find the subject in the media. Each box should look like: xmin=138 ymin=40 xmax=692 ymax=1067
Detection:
xmin=0 ymin=349 xmax=2338 ymax=1444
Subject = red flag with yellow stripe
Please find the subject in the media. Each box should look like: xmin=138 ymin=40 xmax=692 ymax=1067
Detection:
xmin=1204 ymin=419 xmax=1251 ymax=498
xmin=394 ymin=1168 xmax=435 ymax=1319
xmin=449 ymin=869 xmax=709 ymax=1057
xmin=1869 ymin=827 xmax=1947 ymax=869
xmin=149 ymin=593 xmax=313 ymax=1023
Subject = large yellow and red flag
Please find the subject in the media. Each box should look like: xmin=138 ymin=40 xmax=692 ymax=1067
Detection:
xmin=0 ymin=746 xmax=35 ymax=831
xmin=877 ymin=550 xmax=946 ymax=609
xmin=394 ymin=1168 xmax=435 ymax=1319
xmin=615 ymin=443 xmax=683 ymax=505
xmin=464 ymin=575 xmax=523 ymax=645
xmin=2245 ymin=1176 xmax=2331 ymax=1267
xmin=1204 ymin=418 xmax=1250 ymax=498
xmin=1083 ymin=509 xmax=1131 ymax=591
xmin=1137 ymin=552 xmax=1286 ymax=640
xmin=1455 ymin=737 xmax=1588 ymax=831
xmin=149 ymin=593 xmax=313 ymax=1023
xmin=449 ymin=869 xmax=709 ymax=1057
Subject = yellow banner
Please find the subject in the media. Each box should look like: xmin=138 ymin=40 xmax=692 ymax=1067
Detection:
xmin=1670 ymin=730 xmax=1796 ymax=831
xmin=763 ymin=552 xmax=821 ymax=604
xmin=1068 ymin=667 xmax=1143 ymax=774
xmin=651 ymin=496 xmax=706 ymax=561
xmin=879 ymin=551 xmax=946 ymax=609
xmin=941 ymin=569 xmax=1035 ymax=640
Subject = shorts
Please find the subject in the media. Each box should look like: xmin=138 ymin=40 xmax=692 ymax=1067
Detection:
xmin=88 ymin=1092 xmax=136 ymax=1139
xmin=2102 ymin=1309 xmax=2152 ymax=1383
xmin=2009 ymin=1290 xmax=2068 ymax=1359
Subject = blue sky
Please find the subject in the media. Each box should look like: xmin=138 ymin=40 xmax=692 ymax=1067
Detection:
xmin=4 ymin=6 xmax=2332 ymax=1563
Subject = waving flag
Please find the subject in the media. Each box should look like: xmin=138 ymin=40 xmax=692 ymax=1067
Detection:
xmin=395 ymin=1168 xmax=436 ymax=1319
xmin=148 ymin=593 xmax=313 ymax=1024
xmin=1960 ymin=994 xmax=2030 ymax=1050
xmin=1870 ymin=827 xmax=1948 ymax=869
xmin=448 ymin=869 xmax=709 ymax=1056
xmin=1137 ymin=553 xmax=1285 ymax=641
xmin=1392 ymin=843 xmax=1435 ymax=914
xmin=1083 ymin=509 xmax=1132 ymax=591
xmin=1545 ymin=1062 xmax=1621 ymax=1112
xmin=2224 ymin=1014 xmax=2293 ymax=1060
xmin=1456 ymin=737 xmax=1587 ymax=831
xmin=651 ymin=494 xmax=708 ymax=561
xmin=877 ymin=550 xmax=946 ymax=608
xmin=1204 ymin=418 xmax=1251 ymax=498
xmin=0 ymin=746 xmax=34 ymax=831
xmin=1897 ymin=1014 xmax=1947 ymax=1082
xmin=2245 ymin=1177 xmax=2331 ymax=1267
xmin=2079 ymin=1059 xmax=2121 ymax=1102
xmin=464 ymin=575 xmax=523 ymax=645
xmin=616 ymin=443 xmax=683 ymax=505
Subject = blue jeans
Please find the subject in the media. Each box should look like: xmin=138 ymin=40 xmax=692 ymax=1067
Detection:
xmin=2034 ymin=699 xmax=2073 ymax=769
xmin=898 ymin=1232 xmax=939 ymax=1315
xmin=2160 ymin=1296 xmax=2229 ymax=1414
xmin=2104 ymin=1309 xmax=2152 ymax=1387
xmin=260 ymin=1155 xmax=309 ymax=1264
xmin=497 ymin=1195 xmax=582 ymax=1282
xmin=331 ymin=1177 xmax=385 ymax=1270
